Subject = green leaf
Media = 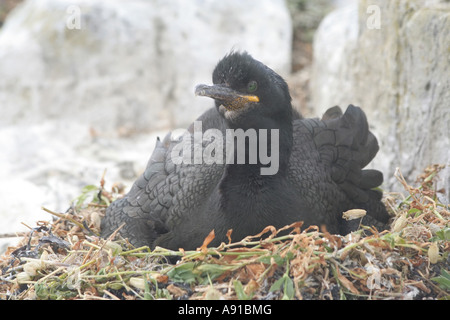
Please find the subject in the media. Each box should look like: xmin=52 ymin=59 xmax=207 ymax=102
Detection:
xmin=269 ymin=276 xmax=285 ymax=292
xmin=380 ymin=232 xmax=401 ymax=248
xmin=233 ymin=280 xmax=250 ymax=300
xmin=435 ymin=227 xmax=450 ymax=241
xmin=81 ymin=184 xmax=100 ymax=193
xmin=35 ymin=283 xmax=49 ymax=300
xmin=196 ymin=263 xmax=237 ymax=281
xmin=282 ymin=276 xmax=295 ymax=300
xmin=258 ymin=254 xmax=285 ymax=266
xmin=431 ymin=269 xmax=450 ymax=290
xmin=166 ymin=262 xmax=197 ymax=284
xmin=73 ymin=184 xmax=99 ymax=208
xmin=269 ymin=274 xmax=295 ymax=300
xmin=407 ymin=208 xmax=422 ymax=217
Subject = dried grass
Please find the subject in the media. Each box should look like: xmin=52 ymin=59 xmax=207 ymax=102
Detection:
xmin=1 ymin=165 xmax=448 ymax=300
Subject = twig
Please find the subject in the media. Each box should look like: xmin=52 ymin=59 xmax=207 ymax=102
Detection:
xmin=41 ymin=207 xmax=85 ymax=230
xmin=103 ymin=290 xmax=121 ymax=300
xmin=0 ymin=232 xmax=27 ymax=239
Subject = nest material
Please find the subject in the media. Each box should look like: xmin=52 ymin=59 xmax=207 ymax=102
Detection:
xmin=0 ymin=165 xmax=448 ymax=300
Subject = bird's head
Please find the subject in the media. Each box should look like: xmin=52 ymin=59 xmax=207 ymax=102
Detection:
xmin=195 ymin=51 xmax=292 ymax=129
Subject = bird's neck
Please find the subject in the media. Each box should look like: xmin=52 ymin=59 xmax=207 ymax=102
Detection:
xmin=220 ymin=110 xmax=293 ymax=188
xmin=218 ymin=119 xmax=293 ymax=226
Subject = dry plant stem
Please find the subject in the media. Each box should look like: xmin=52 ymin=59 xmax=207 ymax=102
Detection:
xmin=103 ymin=289 xmax=120 ymax=300
xmin=0 ymin=232 xmax=27 ymax=239
xmin=41 ymin=207 xmax=85 ymax=230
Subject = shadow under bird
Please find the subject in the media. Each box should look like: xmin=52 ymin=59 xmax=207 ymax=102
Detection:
xmin=101 ymin=51 xmax=390 ymax=250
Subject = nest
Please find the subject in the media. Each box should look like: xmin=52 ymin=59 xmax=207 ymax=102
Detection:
xmin=0 ymin=165 xmax=448 ymax=300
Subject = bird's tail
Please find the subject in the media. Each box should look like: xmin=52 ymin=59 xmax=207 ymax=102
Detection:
xmin=316 ymin=105 xmax=390 ymax=226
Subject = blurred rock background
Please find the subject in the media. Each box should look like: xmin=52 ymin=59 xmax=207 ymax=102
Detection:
xmin=312 ymin=0 xmax=449 ymax=198
xmin=0 ymin=0 xmax=448 ymax=252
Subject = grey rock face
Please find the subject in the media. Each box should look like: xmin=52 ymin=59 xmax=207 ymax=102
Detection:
xmin=311 ymin=0 xmax=450 ymax=198
xmin=0 ymin=0 xmax=292 ymax=132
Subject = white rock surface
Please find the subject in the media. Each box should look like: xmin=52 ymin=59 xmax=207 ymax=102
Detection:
xmin=311 ymin=0 xmax=450 ymax=198
xmin=0 ymin=0 xmax=292 ymax=132
xmin=0 ymin=0 xmax=293 ymax=252
xmin=0 ymin=120 xmax=163 ymax=252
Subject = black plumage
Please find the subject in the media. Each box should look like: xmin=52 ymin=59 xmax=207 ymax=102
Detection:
xmin=101 ymin=51 xmax=389 ymax=250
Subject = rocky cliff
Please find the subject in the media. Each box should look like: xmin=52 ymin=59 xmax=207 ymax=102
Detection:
xmin=312 ymin=0 xmax=449 ymax=198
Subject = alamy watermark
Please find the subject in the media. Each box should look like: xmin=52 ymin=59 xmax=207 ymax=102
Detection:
xmin=170 ymin=121 xmax=280 ymax=176
xmin=66 ymin=5 xmax=81 ymax=30
xmin=366 ymin=5 xmax=381 ymax=30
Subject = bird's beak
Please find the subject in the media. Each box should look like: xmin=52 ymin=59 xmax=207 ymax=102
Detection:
xmin=195 ymin=84 xmax=259 ymax=111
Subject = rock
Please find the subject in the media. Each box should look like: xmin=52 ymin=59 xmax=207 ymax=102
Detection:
xmin=0 ymin=0 xmax=293 ymax=252
xmin=0 ymin=0 xmax=292 ymax=133
xmin=0 ymin=120 xmax=163 ymax=252
xmin=311 ymin=0 xmax=450 ymax=198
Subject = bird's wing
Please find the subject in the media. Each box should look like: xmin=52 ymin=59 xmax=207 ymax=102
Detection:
xmin=100 ymin=133 xmax=173 ymax=246
xmin=101 ymin=108 xmax=226 ymax=247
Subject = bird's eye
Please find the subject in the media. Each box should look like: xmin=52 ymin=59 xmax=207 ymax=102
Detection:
xmin=247 ymin=80 xmax=258 ymax=93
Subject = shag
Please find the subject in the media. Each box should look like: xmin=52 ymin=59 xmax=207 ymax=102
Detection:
xmin=101 ymin=52 xmax=389 ymax=250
